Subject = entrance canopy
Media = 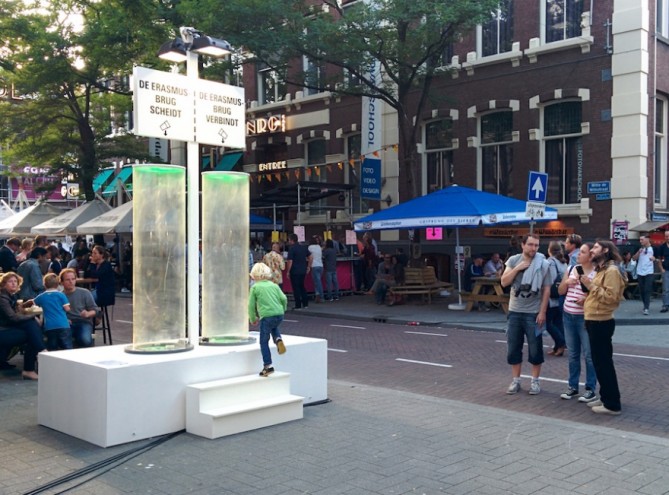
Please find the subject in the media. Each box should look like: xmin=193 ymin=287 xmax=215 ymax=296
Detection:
xmin=251 ymin=181 xmax=354 ymax=208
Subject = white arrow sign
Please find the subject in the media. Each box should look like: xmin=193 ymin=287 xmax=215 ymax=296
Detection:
xmin=531 ymin=176 xmax=545 ymax=200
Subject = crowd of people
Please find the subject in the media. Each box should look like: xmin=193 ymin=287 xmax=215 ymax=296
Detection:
xmin=501 ymin=232 xmax=631 ymax=416
xmin=0 ymin=235 xmax=118 ymax=380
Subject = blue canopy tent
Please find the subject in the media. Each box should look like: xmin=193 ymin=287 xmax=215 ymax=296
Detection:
xmin=353 ymin=185 xmax=558 ymax=309
xmin=250 ymin=213 xmax=283 ymax=231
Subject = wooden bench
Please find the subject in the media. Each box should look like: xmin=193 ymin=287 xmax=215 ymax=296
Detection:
xmin=390 ymin=266 xmax=454 ymax=304
xmin=462 ymin=277 xmax=510 ymax=314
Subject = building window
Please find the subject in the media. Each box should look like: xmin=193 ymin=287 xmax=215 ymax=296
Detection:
xmin=307 ymin=139 xmax=327 ymax=212
xmin=480 ymin=111 xmax=514 ymax=195
xmin=346 ymin=134 xmax=369 ymax=214
xmin=658 ymin=0 xmax=669 ymax=38
xmin=257 ymin=63 xmax=286 ymax=105
xmin=303 ymin=56 xmax=323 ymax=96
xmin=655 ymin=96 xmax=668 ymax=206
xmin=545 ymin=0 xmax=583 ymax=43
xmin=543 ymin=101 xmax=583 ymax=204
xmin=481 ymin=0 xmax=514 ymax=57
xmin=425 ymin=119 xmax=454 ymax=193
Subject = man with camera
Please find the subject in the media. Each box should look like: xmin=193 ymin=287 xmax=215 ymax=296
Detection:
xmin=501 ymin=234 xmax=552 ymax=396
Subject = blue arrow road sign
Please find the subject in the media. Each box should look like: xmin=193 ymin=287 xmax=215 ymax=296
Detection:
xmin=528 ymin=171 xmax=548 ymax=203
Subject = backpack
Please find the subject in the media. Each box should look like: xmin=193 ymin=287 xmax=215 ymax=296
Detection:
xmin=549 ymin=259 xmax=564 ymax=300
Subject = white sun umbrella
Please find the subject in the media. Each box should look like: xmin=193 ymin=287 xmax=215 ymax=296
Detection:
xmin=0 ymin=201 xmax=66 ymax=236
xmin=31 ymin=199 xmax=112 ymax=235
xmin=76 ymin=200 xmax=133 ymax=234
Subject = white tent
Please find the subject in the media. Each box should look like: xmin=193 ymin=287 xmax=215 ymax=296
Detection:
xmin=31 ymin=199 xmax=112 ymax=235
xmin=76 ymin=201 xmax=133 ymax=234
xmin=0 ymin=201 xmax=66 ymax=236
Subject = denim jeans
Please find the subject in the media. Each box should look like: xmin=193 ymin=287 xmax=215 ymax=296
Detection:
xmin=562 ymin=311 xmax=596 ymax=391
xmin=259 ymin=315 xmax=283 ymax=366
xmin=71 ymin=319 xmax=94 ymax=348
xmin=637 ymin=274 xmax=654 ymax=311
xmin=506 ymin=312 xmax=544 ymax=365
xmin=46 ymin=328 xmax=73 ymax=351
xmin=586 ymin=319 xmax=621 ymax=411
xmin=311 ymin=266 xmax=324 ymax=299
xmin=325 ymin=270 xmax=339 ymax=300
xmin=545 ymin=305 xmax=566 ymax=350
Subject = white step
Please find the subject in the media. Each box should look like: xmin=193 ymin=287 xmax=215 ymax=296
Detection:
xmin=186 ymin=371 xmax=303 ymax=439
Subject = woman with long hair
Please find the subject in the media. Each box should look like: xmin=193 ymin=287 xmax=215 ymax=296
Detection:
xmin=557 ymin=242 xmax=598 ymax=402
xmin=0 ymin=272 xmax=46 ymax=380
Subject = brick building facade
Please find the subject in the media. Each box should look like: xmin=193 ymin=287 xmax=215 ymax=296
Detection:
xmin=241 ymin=0 xmax=669 ymax=265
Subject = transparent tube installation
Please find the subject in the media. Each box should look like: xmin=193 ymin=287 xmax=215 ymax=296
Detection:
xmin=127 ymin=164 xmax=190 ymax=353
xmin=201 ymin=171 xmax=253 ymax=345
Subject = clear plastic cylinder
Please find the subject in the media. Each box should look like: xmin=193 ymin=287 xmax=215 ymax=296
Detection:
xmin=128 ymin=165 xmax=189 ymax=353
xmin=201 ymin=172 xmax=251 ymax=344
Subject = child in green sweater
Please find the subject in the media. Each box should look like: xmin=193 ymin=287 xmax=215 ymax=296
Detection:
xmin=249 ymin=262 xmax=288 ymax=376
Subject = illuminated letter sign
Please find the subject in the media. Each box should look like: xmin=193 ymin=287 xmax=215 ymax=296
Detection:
xmin=247 ymin=115 xmax=286 ymax=136
xmin=258 ymin=161 xmax=287 ymax=172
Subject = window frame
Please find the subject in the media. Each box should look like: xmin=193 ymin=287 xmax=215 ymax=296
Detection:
xmin=541 ymin=0 xmax=584 ymax=44
xmin=540 ymin=100 xmax=585 ymax=205
xmin=478 ymin=0 xmax=514 ymax=58
xmin=655 ymin=95 xmax=668 ymax=208
xmin=478 ymin=110 xmax=515 ymax=196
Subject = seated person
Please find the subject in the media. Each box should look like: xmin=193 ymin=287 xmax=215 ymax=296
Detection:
xmin=368 ymin=255 xmax=396 ymax=304
xmin=0 ymin=272 xmax=46 ymax=380
xmin=59 ymin=269 xmax=98 ymax=348
xmin=464 ymin=255 xmax=484 ymax=292
xmin=483 ymin=252 xmax=504 ymax=278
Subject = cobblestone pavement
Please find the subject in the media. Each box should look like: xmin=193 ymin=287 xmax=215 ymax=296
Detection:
xmin=1 ymin=293 xmax=668 ymax=494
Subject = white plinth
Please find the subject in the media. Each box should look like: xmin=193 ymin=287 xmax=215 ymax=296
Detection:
xmin=37 ymin=334 xmax=327 ymax=447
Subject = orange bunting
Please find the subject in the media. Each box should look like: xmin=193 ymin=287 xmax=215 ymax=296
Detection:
xmin=392 ymin=144 xmax=398 ymax=152
xmin=274 ymin=172 xmax=280 ymax=181
xmin=267 ymin=174 xmax=272 ymax=182
xmin=315 ymin=167 xmax=321 ymax=176
xmin=327 ymin=165 xmax=332 ymax=173
xmin=373 ymin=151 xmax=380 ymax=157
xmin=338 ymin=162 xmax=343 ymax=170
xmin=306 ymin=168 xmax=312 ymax=177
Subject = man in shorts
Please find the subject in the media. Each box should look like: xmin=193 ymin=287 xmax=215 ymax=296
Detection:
xmin=501 ymin=234 xmax=551 ymax=395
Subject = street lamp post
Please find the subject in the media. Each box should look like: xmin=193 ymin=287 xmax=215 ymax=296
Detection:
xmin=158 ymin=27 xmax=232 ymax=347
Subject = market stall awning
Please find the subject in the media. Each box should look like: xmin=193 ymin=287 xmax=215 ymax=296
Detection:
xmin=251 ymin=181 xmax=354 ymax=208
xmin=629 ymin=220 xmax=669 ymax=232
xmin=215 ymin=152 xmax=243 ymax=171
xmin=101 ymin=167 xmax=133 ymax=196
xmin=93 ymin=169 xmax=114 ymax=193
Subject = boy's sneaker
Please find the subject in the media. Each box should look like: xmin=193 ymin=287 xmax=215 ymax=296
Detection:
xmin=560 ymin=387 xmax=579 ymax=400
xmin=643 ymin=308 xmax=649 ymax=315
xmin=276 ymin=339 xmax=286 ymax=355
xmin=529 ymin=380 xmax=541 ymax=395
xmin=578 ymin=389 xmax=597 ymax=403
xmin=506 ymin=381 xmax=521 ymax=395
xmin=587 ymin=399 xmax=603 ymax=408
xmin=259 ymin=367 xmax=275 ymax=377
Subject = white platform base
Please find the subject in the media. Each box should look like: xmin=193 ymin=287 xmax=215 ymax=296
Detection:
xmin=186 ymin=371 xmax=303 ymax=439
xmin=37 ymin=334 xmax=327 ymax=447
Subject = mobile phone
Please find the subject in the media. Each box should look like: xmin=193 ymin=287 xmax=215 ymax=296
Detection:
xmin=576 ymin=265 xmax=584 ymax=275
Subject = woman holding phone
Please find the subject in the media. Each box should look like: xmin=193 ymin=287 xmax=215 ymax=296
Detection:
xmin=557 ymin=242 xmax=598 ymax=402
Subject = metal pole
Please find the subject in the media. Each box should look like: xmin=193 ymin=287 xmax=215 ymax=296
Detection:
xmin=186 ymin=50 xmax=200 ymax=348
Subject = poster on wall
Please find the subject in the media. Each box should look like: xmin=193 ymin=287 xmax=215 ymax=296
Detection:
xmin=612 ymin=221 xmax=628 ymax=245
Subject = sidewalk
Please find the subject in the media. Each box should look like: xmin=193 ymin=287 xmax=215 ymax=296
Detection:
xmin=2 ymin=379 xmax=668 ymax=494
xmin=295 ymin=293 xmax=669 ymax=348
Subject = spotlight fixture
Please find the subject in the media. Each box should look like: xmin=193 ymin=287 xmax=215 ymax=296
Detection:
xmin=157 ymin=38 xmax=187 ymax=63
xmin=191 ymin=35 xmax=232 ymax=57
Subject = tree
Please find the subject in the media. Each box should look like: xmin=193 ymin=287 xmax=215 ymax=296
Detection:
xmin=0 ymin=0 xmax=178 ymax=200
xmin=176 ymin=0 xmax=500 ymax=200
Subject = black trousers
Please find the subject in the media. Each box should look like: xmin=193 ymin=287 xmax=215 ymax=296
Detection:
xmin=290 ymin=272 xmax=309 ymax=308
xmin=585 ymin=319 xmax=621 ymax=411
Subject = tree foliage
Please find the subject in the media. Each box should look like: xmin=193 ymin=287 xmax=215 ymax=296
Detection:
xmin=0 ymin=0 xmax=180 ymax=200
xmin=176 ymin=0 xmax=499 ymax=199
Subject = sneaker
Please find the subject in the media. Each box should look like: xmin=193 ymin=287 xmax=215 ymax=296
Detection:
xmin=578 ymin=389 xmax=598 ymax=403
xmin=587 ymin=399 xmax=603 ymax=408
xmin=506 ymin=381 xmax=521 ymax=395
xmin=276 ymin=339 xmax=286 ymax=355
xmin=121 ymin=288 xmax=130 ymax=293
xmin=591 ymin=405 xmax=621 ymax=415
xmin=643 ymin=308 xmax=649 ymax=315
xmin=529 ymin=380 xmax=541 ymax=395
xmin=560 ymin=387 xmax=579 ymax=400
xmin=259 ymin=367 xmax=275 ymax=377
xmin=662 ymin=306 xmax=669 ymax=313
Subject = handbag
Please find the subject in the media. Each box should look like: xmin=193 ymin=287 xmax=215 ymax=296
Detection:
xmin=549 ymin=260 xmax=563 ymax=299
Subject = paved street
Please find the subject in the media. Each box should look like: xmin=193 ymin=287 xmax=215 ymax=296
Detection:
xmin=1 ymin=293 xmax=668 ymax=494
